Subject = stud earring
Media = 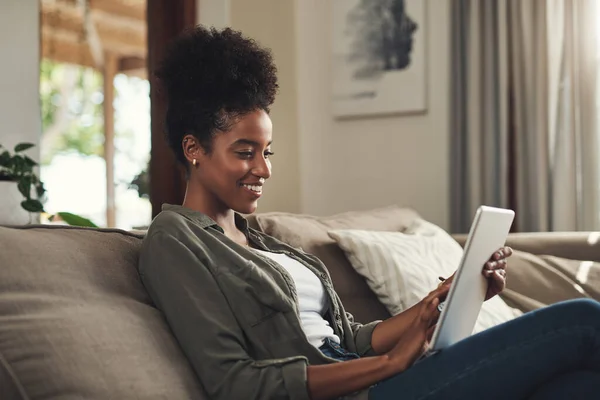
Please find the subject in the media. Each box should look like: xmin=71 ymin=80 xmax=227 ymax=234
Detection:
xmin=192 ymin=159 xmax=197 ymax=166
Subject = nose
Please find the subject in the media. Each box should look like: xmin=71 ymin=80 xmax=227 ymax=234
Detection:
xmin=252 ymin=155 xmax=271 ymax=180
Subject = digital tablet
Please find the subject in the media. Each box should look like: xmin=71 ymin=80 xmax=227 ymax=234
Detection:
xmin=426 ymin=206 xmax=515 ymax=355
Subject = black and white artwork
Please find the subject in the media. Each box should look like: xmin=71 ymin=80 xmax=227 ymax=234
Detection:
xmin=332 ymin=0 xmax=426 ymax=117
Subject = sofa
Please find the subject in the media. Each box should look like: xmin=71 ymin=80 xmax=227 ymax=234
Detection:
xmin=1 ymin=205 xmax=599 ymax=399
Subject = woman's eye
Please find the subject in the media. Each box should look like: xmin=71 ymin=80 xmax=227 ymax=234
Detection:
xmin=264 ymin=151 xmax=275 ymax=158
xmin=237 ymin=151 xmax=253 ymax=159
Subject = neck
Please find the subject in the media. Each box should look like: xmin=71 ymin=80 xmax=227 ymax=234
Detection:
xmin=182 ymin=182 xmax=238 ymax=234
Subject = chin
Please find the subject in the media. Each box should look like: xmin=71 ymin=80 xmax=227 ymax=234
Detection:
xmin=234 ymin=201 xmax=259 ymax=215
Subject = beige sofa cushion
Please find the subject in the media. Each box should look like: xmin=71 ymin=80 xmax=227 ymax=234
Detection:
xmin=249 ymin=206 xmax=421 ymax=323
xmin=0 ymin=225 xmax=206 ymax=400
xmin=500 ymin=250 xmax=600 ymax=312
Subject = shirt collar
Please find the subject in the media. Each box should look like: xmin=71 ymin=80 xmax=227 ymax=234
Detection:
xmin=161 ymin=203 xmax=249 ymax=232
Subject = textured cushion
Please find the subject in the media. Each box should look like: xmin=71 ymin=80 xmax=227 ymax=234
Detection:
xmin=0 ymin=225 xmax=207 ymax=400
xmin=328 ymin=219 xmax=522 ymax=334
xmin=249 ymin=206 xmax=421 ymax=323
xmin=499 ymin=250 xmax=600 ymax=312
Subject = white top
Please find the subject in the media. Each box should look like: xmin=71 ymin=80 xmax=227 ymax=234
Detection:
xmin=253 ymin=249 xmax=341 ymax=348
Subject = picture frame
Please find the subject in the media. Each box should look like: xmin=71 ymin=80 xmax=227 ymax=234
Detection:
xmin=332 ymin=0 xmax=427 ymax=118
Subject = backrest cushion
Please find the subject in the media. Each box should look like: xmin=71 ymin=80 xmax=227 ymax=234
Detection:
xmin=248 ymin=206 xmax=421 ymax=323
xmin=0 ymin=225 xmax=207 ymax=400
xmin=499 ymin=250 xmax=600 ymax=311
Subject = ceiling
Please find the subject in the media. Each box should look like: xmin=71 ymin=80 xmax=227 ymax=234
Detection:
xmin=40 ymin=0 xmax=146 ymax=76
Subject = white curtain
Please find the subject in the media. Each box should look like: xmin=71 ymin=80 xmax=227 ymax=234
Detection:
xmin=451 ymin=0 xmax=600 ymax=233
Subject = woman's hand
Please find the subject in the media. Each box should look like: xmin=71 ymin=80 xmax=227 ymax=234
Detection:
xmin=385 ymin=284 xmax=450 ymax=372
xmin=482 ymin=246 xmax=512 ymax=300
xmin=439 ymin=246 xmax=513 ymax=301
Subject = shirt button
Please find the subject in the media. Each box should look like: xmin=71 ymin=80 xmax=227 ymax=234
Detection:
xmin=335 ymin=314 xmax=341 ymax=321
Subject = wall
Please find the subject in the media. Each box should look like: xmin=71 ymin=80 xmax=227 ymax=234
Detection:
xmin=196 ymin=0 xmax=230 ymax=30
xmin=296 ymin=0 xmax=450 ymax=229
xmin=0 ymin=1 xmax=41 ymax=161
xmin=229 ymin=0 xmax=301 ymax=214
xmin=198 ymin=0 xmax=302 ymax=214
xmin=197 ymin=0 xmax=450 ymax=227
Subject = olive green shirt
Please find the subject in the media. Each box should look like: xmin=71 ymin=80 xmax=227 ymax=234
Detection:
xmin=138 ymin=204 xmax=380 ymax=400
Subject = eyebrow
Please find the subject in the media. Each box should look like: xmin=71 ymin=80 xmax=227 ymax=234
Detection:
xmin=232 ymin=139 xmax=273 ymax=147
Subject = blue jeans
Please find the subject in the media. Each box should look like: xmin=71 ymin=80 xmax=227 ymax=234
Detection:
xmin=320 ymin=299 xmax=600 ymax=399
xmin=319 ymin=337 xmax=361 ymax=361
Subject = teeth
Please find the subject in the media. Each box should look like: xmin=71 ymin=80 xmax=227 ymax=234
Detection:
xmin=242 ymin=184 xmax=262 ymax=193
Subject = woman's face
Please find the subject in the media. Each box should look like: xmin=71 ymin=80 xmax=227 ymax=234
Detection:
xmin=191 ymin=109 xmax=273 ymax=215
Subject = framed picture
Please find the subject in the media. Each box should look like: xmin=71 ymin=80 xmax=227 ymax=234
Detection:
xmin=332 ymin=0 xmax=427 ymax=118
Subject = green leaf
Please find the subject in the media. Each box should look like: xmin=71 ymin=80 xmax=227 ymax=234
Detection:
xmin=55 ymin=212 xmax=98 ymax=228
xmin=24 ymin=156 xmax=38 ymax=167
xmin=35 ymin=182 xmax=46 ymax=198
xmin=14 ymin=143 xmax=35 ymax=153
xmin=10 ymin=156 xmax=25 ymax=174
xmin=17 ymin=178 xmax=31 ymax=199
xmin=0 ymin=151 xmax=10 ymax=167
xmin=21 ymin=199 xmax=44 ymax=213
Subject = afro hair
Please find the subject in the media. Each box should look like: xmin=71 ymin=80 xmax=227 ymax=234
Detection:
xmin=156 ymin=25 xmax=279 ymax=167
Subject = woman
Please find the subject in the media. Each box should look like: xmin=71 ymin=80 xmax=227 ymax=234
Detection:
xmin=138 ymin=26 xmax=600 ymax=400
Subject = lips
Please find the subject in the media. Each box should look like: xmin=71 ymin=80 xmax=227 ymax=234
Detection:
xmin=240 ymin=183 xmax=263 ymax=197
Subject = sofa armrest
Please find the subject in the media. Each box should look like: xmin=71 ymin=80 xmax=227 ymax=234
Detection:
xmin=452 ymin=232 xmax=600 ymax=262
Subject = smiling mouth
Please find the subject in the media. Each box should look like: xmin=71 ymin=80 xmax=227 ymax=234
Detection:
xmin=240 ymin=183 xmax=263 ymax=195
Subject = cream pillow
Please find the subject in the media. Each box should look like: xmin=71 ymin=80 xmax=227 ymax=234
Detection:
xmin=328 ymin=219 xmax=522 ymax=333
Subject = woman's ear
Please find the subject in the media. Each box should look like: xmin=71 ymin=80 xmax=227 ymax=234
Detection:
xmin=182 ymin=134 xmax=201 ymax=164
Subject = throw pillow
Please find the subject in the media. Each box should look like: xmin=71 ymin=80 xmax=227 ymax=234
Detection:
xmin=248 ymin=206 xmax=421 ymax=323
xmin=328 ymin=219 xmax=522 ymax=333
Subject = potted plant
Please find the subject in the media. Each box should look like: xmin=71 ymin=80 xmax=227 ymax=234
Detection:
xmin=0 ymin=142 xmax=97 ymax=227
xmin=0 ymin=142 xmax=46 ymax=225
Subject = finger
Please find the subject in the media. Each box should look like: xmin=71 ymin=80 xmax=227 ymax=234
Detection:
xmin=491 ymin=269 xmax=506 ymax=288
xmin=433 ymin=282 xmax=451 ymax=301
xmin=426 ymin=324 xmax=437 ymax=341
xmin=497 ymin=259 xmax=507 ymax=270
xmin=484 ymin=267 xmax=506 ymax=277
xmin=419 ymin=296 xmax=438 ymax=326
xmin=427 ymin=298 xmax=442 ymax=325
xmin=485 ymin=259 xmax=507 ymax=271
xmin=492 ymin=249 xmax=503 ymax=261
xmin=493 ymin=246 xmax=513 ymax=261
xmin=483 ymin=266 xmax=505 ymax=278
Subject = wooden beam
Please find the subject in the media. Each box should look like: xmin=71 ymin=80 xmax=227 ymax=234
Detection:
xmin=103 ymin=52 xmax=118 ymax=228
xmin=42 ymin=0 xmax=146 ymax=35
xmin=41 ymin=20 xmax=145 ymax=58
xmin=41 ymin=0 xmax=146 ymax=57
xmin=41 ymin=30 xmax=96 ymax=68
xmin=147 ymin=0 xmax=196 ymax=217
xmin=90 ymin=0 xmax=145 ymax=22
xmin=42 ymin=35 xmax=145 ymax=79
xmin=118 ymin=56 xmax=146 ymax=72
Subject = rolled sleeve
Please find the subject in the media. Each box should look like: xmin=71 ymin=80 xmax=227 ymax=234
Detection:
xmin=345 ymin=312 xmax=382 ymax=357
xmin=138 ymin=231 xmax=311 ymax=400
xmin=281 ymin=358 xmax=311 ymax=400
